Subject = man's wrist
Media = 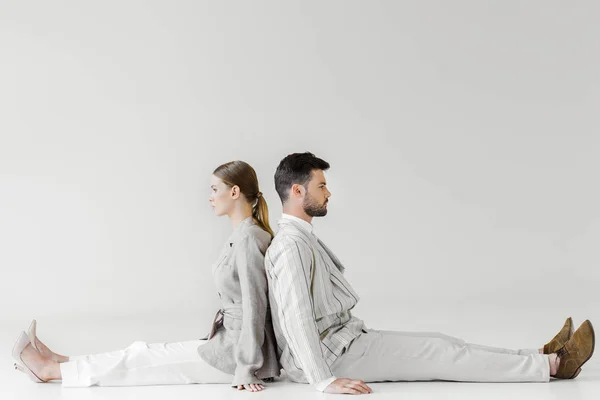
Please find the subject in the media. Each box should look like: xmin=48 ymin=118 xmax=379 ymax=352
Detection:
xmin=315 ymin=376 xmax=337 ymax=392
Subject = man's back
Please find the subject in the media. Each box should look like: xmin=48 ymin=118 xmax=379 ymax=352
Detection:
xmin=264 ymin=215 xmax=365 ymax=384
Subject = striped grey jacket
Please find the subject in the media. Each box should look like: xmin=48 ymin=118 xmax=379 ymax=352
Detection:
xmin=264 ymin=215 xmax=366 ymax=384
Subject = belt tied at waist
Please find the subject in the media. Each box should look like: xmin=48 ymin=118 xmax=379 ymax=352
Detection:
xmin=203 ymin=307 xmax=272 ymax=340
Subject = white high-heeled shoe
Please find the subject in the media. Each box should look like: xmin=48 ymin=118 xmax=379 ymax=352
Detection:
xmin=27 ymin=319 xmax=40 ymax=352
xmin=12 ymin=331 xmax=45 ymax=383
xmin=26 ymin=319 xmax=65 ymax=362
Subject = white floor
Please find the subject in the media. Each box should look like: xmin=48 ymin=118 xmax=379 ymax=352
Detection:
xmin=2 ymin=303 xmax=598 ymax=400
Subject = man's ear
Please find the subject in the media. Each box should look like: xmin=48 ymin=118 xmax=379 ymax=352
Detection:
xmin=291 ymin=183 xmax=304 ymax=199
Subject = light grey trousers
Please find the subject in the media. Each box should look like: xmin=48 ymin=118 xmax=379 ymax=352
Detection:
xmin=330 ymin=329 xmax=550 ymax=383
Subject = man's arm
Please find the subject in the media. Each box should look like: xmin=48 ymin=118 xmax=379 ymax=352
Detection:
xmin=266 ymin=237 xmax=373 ymax=395
xmin=265 ymin=237 xmax=334 ymax=384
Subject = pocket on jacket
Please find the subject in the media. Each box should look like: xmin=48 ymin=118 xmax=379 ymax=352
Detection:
xmin=212 ymin=253 xmax=229 ymax=272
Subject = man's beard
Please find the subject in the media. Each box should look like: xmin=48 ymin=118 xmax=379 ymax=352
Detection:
xmin=303 ymin=193 xmax=328 ymax=217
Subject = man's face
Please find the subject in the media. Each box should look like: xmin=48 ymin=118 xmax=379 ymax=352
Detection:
xmin=302 ymin=169 xmax=331 ymax=217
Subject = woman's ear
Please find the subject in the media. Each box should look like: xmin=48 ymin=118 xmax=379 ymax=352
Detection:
xmin=230 ymin=185 xmax=241 ymax=199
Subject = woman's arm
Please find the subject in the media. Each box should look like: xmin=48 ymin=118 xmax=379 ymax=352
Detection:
xmin=231 ymin=233 xmax=270 ymax=387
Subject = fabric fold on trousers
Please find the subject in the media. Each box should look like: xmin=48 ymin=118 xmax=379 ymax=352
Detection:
xmin=329 ymin=329 xmax=550 ymax=383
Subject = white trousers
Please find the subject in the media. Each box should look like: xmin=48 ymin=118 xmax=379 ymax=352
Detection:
xmin=60 ymin=340 xmax=232 ymax=387
xmin=331 ymin=329 xmax=550 ymax=383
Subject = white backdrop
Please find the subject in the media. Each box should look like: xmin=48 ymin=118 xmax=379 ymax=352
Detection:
xmin=1 ymin=1 xmax=599 ymax=362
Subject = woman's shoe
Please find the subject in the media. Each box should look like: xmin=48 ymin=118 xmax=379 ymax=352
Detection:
xmin=27 ymin=320 xmax=40 ymax=352
xmin=26 ymin=319 xmax=65 ymax=362
xmin=12 ymin=331 xmax=45 ymax=383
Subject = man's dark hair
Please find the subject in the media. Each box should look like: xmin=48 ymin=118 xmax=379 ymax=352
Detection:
xmin=274 ymin=152 xmax=330 ymax=203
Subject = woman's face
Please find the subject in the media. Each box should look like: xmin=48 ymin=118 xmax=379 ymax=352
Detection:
xmin=209 ymin=175 xmax=236 ymax=216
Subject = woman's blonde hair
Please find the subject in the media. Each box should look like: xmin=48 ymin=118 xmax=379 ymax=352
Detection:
xmin=213 ymin=160 xmax=274 ymax=237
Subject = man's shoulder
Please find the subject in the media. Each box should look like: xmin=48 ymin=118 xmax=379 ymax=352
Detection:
xmin=267 ymin=229 xmax=313 ymax=256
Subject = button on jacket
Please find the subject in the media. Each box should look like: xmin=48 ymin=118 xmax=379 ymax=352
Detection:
xmin=197 ymin=216 xmax=281 ymax=386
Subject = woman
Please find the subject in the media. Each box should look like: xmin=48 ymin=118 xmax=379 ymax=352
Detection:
xmin=11 ymin=160 xmax=281 ymax=392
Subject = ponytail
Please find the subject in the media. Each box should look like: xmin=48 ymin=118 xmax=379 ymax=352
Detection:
xmin=252 ymin=193 xmax=274 ymax=238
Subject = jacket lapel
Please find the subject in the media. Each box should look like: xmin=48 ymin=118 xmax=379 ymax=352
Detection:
xmin=316 ymin=238 xmax=345 ymax=273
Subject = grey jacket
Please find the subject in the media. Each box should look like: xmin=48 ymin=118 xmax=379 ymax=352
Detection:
xmin=197 ymin=216 xmax=281 ymax=386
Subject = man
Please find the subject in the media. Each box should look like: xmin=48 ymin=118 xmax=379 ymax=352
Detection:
xmin=264 ymin=152 xmax=595 ymax=394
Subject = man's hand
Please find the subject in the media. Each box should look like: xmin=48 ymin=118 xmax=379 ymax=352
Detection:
xmin=324 ymin=378 xmax=372 ymax=394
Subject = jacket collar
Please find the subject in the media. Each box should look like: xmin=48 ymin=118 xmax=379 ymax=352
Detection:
xmin=276 ymin=216 xmax=346 ymax=273
xmin=281 ymin=213 xmax=314 ymax=234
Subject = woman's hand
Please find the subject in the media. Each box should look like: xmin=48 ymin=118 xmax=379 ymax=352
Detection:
xmin=237 ymin=383 xmax=264 ymax=392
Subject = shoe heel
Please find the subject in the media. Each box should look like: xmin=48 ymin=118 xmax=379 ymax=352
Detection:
xmin=571 ymin=368 xmax=582 ymax=379
xmin=13 ymin=361 xmax=43 ymax=383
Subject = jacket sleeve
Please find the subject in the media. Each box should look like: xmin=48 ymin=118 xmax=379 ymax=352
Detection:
xmin=231 ymin=234 xmax=270 ymax=387
xmin=265 ymin=237 xmax=334 ymax=384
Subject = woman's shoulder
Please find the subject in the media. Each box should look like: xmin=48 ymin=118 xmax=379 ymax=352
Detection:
xmin=239 ymin=221 xmax=272 ymax=251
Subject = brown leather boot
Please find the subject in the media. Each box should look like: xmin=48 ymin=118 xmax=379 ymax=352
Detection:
xmin=553 ymin=320 xmax=595 ymax=379
xmin=544 ymin=317 xmax=574 ymax=354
